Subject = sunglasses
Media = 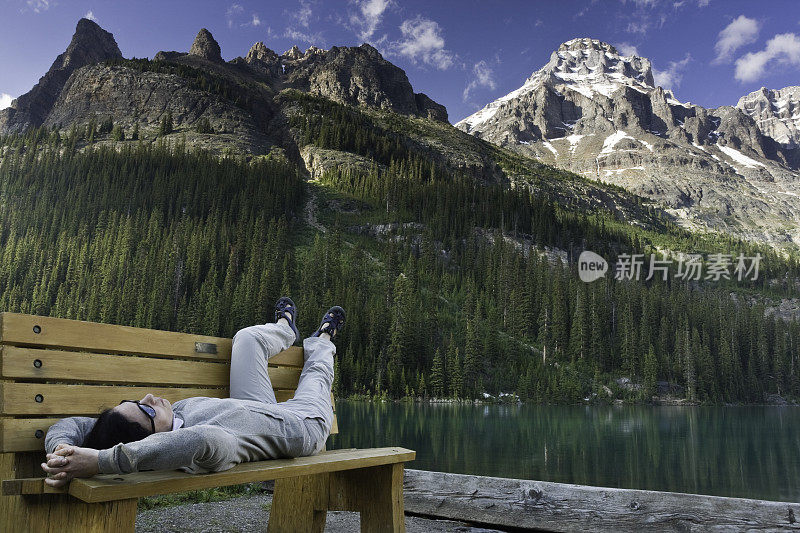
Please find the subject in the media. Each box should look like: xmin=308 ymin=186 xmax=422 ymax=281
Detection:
xmin=119 ymin=400 xmax=156 ymax=434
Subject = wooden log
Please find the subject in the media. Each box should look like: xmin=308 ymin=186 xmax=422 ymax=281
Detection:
xmin=402 ymin=469 xmax=800 ymax=532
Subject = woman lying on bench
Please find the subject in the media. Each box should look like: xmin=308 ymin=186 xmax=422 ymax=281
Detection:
xmin=40 ymin=298 xmax=345 ymax=488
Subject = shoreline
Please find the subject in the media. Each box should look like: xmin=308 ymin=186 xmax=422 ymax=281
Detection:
xmin=339 ymin=395 xmax=800 ymax=407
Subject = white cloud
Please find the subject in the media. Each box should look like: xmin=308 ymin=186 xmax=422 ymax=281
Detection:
xmin=463 ymin=60 xmax=497 ymax=102
xmin=616 ymin=42 xmax=640 ymax=57
xmin=349 ymin=0 xmax=392 ymax=41
xmin=250 ymin=14 xmax=261 ymax=27
xmin=653 ymin=53 xmax=692 ymax=88
xmin=0 ymin=93 xmax=13 ymax=111
xmin=626 ymin=21 xmax=649 ymax=34
xmin=284 ymin=28 xmax=324 ymax=46
xmin=394 ymin=15 xmax=454 ymax=70
xmin=27 ymin=0 xmax=52 ymax=13
xmin=697 ymin=0 xmax=710 ymax=6
xmin=296 ymin=0 xmax=313 ymax=27
xmin=84 ymin=10 xmax=96 ymax=22
xmin=283 ymin=1 xmax=322 ymax=44
xmin=226 ymin=3 xmax=244 ymax=28
xmin=714 ymin=15 xmax=760 ymax=64
xmin=735 ymin=32 xmax=800 ymax=82
xmin=623 ymin=0 xmax=659 ymax=7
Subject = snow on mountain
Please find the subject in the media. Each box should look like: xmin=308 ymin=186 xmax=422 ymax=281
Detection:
xmin=455 ymin=38 xmax=800 ymax=249
xmin=458 ymin=38 xmax=666 ymax=132
xmin=737 ymin=86 xmax=800 ymax=147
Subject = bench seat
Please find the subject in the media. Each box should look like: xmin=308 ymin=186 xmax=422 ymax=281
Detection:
xmin=3 ymin=447 xmax=414 ymax=502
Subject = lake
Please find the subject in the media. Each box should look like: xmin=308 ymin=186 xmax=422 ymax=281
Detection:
xmin=327 ymin=401 xmax=800 ymax=503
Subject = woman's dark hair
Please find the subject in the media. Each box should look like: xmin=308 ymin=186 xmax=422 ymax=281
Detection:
xmin=81 ymin=408 xmax=151 ymax=450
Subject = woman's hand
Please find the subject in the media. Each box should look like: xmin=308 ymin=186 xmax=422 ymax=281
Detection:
xmin=41 ymin=445 xmax=99 ymax=488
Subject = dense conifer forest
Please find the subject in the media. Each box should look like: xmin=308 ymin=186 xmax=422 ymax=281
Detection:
xmin=1 ymin=102 xmax=799 ymax=404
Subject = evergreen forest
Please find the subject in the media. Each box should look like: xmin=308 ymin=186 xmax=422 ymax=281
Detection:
xmin=2 ymin=97 xmax=800 ymax=405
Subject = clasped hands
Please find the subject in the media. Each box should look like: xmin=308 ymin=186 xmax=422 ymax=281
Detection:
xmin=40 ymin=443 xmax=100 ymax=488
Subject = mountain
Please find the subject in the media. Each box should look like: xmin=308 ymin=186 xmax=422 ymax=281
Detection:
xmin=456 ymin=38 xmax=800 ymax=249
xmin=0 ymin=20 xmax=675 ymax=229
xmin=737 ymin=86 xmax=800 ymax=148
xmin=0 ymin=20 xmax=446 ymax=154
xmin=0 ymin=18 xmax=122 ymax=132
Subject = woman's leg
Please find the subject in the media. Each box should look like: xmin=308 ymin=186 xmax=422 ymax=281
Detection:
xmin=229 ymin=322 xmax=295 ymax=403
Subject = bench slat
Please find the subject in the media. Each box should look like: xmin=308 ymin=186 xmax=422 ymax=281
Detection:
xmin=0 ymin=346 xmax=302 ymax=388
xmin=0 ymin=313 xmax=232 ymax=361
xmin=0 ymin=417 xmax=62 ymax=451
xmin=0 ymin=384 xmax=307 ymax=416
xmin=267 ymin=347 xmax=304 ymax=367
xmin=1 ymin=390 xmax=336 ymax=452
xmin=2 ymin=447 xmax=416 ymax=502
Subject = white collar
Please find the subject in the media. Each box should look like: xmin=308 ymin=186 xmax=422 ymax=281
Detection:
xmin=171 ymin=413 xmax=184 ymax=431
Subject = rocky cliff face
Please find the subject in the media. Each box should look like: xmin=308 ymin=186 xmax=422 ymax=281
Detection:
xmin=0 ymin=18 xmax=122 ymax=132
xmin=188 ymin=29 xmax=223 ymax=62
xmin=737 ymin=86 xmax=800 ymax=148
xmin=0 ymin=19 xmax=447 ymax=146
xmin=234 ymin=41 xmax=447 ymax=122
xmin=456 ymin=38 xmax=800 ymax=248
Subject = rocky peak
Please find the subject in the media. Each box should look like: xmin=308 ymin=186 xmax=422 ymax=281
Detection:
xmin=0 ymin=17 xmax=121 ymax=132
xmin=188 ymin=28 xmax=222 ymax=62
xmin=281 ymin=43 xmax=447 ymax=122
xmin=558 ymin=38 xmax=619 ymax=55
xmin=305 ymin=45 xmax=325 ymax=56
xmin=737 ymin=86 xmax=800 ymax=147
xmin=458 ymin=38 xmax=663 ymax=133
xmin=246 ymin=41 xmax=278 ymax=63
xmin=358 ymin=43 xmax=382 ymax=59
xmin=539 ymin=38 xmax=655 ymax=94
xmin=51 ymin=18 xmax=122 ymax=71
xmin=283 ymin=45 xmax=303 ymax=60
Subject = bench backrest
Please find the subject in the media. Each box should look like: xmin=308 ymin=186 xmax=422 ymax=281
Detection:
xmin=0 ymin=312 xmax=337 ymax=453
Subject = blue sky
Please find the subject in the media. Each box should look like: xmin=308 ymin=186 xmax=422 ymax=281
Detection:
xmin=1 ymin=0 xmax=799 ymax=123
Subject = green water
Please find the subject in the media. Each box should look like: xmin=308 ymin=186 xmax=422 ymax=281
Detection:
xmin=327 ymin=401 xmax=800 ymax=503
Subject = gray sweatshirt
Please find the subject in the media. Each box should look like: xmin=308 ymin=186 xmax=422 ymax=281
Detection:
xmin=45 ymin=397 xmax=324 ymax=475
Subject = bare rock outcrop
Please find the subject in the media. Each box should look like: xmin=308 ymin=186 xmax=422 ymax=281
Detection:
xmin=0 ymin=18 xmax=121 ymax=132
xmin=188 ymin=28 xmax=222 ymax=62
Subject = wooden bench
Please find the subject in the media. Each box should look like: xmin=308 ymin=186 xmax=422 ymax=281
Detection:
xmin=0 ymin=312 xmax=415 ymax=532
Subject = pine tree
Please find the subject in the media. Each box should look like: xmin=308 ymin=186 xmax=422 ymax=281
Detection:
xmin=430 ymin=347 xmax=445 ymax=397
xmin=686 ymin=325 xmax=697 ymax=402
xmin=447 ymin=338 xmax=462 ymax=398
xmin=159 ymin=112 xmax=174 ymax=136
xmin=386 ymin=272 xmax=412 ymax=397
xmin=537 ymin=298 xmax=551 ymax=365
xmin=550 ymin=264 xmax=569 ymax=358
xmin=463 ymin=301 xmax=481 ymax=398
xmin=644 ymin=343 xmax=657 ymax=399
xmin=568 ymin=284 xmax=588 ymax=363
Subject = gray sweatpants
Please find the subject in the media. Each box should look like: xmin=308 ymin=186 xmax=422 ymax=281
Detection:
xmin=229 ymin=322 xmax=336 ymax=456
